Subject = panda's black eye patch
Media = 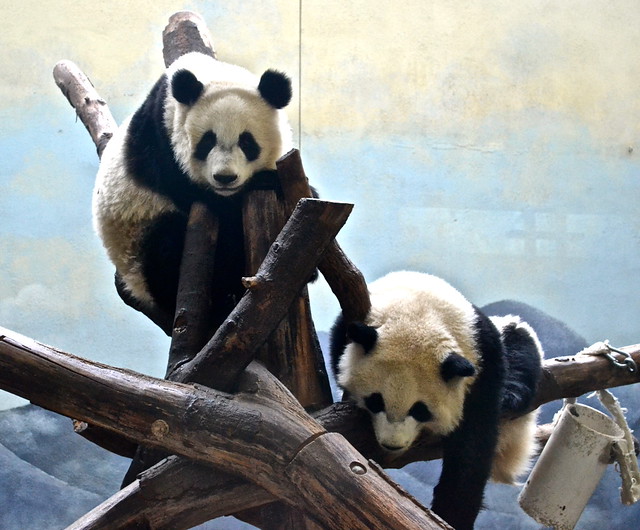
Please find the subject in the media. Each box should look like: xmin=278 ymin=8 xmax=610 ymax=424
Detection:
xmin=408 ymin=401 xmax=432 ymax=423
xmin=364 ymin=393 xmax=385 ymax=414
xmin=194 ymin=131 xmax=217 ymax=161
xmin=238 ymin=131 xmax=261 ymax=162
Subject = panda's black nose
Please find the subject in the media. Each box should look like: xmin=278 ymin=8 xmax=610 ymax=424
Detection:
xmin=214 ymin=174 xmax=238 ymax=185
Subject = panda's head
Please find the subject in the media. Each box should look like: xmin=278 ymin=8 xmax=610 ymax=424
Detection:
xmin=337 ymin=319 xmax=477 ymax=454
xmin=165 ymin=53 xmax=293 ymax=196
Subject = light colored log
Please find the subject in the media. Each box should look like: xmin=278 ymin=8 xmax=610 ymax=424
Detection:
xmin=52 ymin=60 xmax=116 ymax=157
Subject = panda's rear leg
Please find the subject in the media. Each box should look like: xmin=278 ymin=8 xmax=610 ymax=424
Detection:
xmin=492 ymin=315 xmax=544 ymax=414
xmin=130 ymin=211 xmax=189 ymax=335
xmin=114 ymin=273 xmax=174 ymax=335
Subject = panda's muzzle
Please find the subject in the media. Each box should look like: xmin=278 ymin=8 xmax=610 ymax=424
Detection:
xmin=214 ymin=174 xmax=238 ymax=185
xmin=380 ymin=443 xmax=407 ymax=453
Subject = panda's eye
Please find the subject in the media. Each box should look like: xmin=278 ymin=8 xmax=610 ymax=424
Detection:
xmin=238 ymin=131 xmax=261 ymax=162
xmin=408 ymin=401 xmax=432 ymax=423
xmin=364 ymin=393 xmax=385 ymax=414
xmin=194 ymin=131 xmax=217 ymax=161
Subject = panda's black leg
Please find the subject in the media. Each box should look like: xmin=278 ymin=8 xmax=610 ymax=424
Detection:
xmin=114 ymin=273 xmax=173 ymax=335
xmin=500 ymin=322 xmax=542 ymax=414
xmin=432 ymin=420 xmax=497 ymax=530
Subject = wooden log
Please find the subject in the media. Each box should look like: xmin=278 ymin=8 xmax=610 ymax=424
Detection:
xmin=277 ymin=149 xmax=371 ymax=323
xmin=166 ymin=202 xmax=220 ymax=375
xmin=243 ymin=186 xmax=332 ymax=412
xmin=121 ymin=201 xmax=222 ymax=485
xmin=3 ymin=324 xmax=639 ymax=526
xmin=0 ymin=328 xmax=447 ymax=530
xmin=162 ymin=11 xmax=216 ymax=66
xmin=67 ymin=345 xmax=640 ymax=470
xmin=67 ymin=456 xmax=274 ymax=530
xmin=169 ymin=199 xmax=353 ymax=389
xmin=52 ymin=60 xmax=117 ymax=158
xmin=533 ymin=348 xmax=640 ymax=409
xmin=241 ymin=177 xmax=330 ymax=530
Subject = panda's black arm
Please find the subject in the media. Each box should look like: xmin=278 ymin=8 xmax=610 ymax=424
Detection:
xmin=431 ymin=309 xmax=505 ymax=530
xmin=431 ymin=397 xmax=500 ymax=530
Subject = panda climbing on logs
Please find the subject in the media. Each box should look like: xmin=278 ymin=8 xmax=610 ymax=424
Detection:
xmin=330 ymin=270 xmax=543 ymax=530
xmin=92 ymin=52 xmax=293 ymax=334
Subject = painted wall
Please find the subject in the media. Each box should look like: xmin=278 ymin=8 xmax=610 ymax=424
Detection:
xmin=1 ymin=1 xmax=638 ymax=413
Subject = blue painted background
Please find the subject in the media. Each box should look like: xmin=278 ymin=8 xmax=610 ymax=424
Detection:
xmin=0 ymin=2 xmax=638 ymax=411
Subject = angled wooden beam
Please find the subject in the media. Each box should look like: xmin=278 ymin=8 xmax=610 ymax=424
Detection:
xmin=0 ymin=327 xmax=448 ymax=530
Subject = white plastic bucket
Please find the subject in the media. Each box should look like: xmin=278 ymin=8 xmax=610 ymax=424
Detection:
xmin=518 ymin=403 xmax=624 ymax=529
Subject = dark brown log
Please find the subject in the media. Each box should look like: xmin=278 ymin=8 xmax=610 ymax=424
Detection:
xmin=533 ymin=348 xmax=640 ymax=409
xmin=243 ymin=187 xmax=332 ymax=412
xmin=4 ymin=320 xmax=639 ymax=527
xmin=166 ymin=202 xmax=220 ymax=375
xmin=68 ymin=345 xmax=640 ymax=480
xmin=72 ymin=419 xmax=138 ymax=458
xmin=67 ymin=456 xmax=273 ymax=530
xmin=0 ymin=328 xmax=447 ymax=530
xmin=241 ymin=176 xmax=331 ymax=529
xmin=122 ymin=201 xmax=222 ymax=485
xmin=277 ymin=149 xmax=371 ymax=324
xmin=52 ymin=60 xmax=117 ymax=157
xmin=169 ymin=199 xmax=353 ymax=390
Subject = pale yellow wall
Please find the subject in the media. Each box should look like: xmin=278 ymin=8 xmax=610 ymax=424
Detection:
xmin=301 ymin=1 xmax=640 ymax=144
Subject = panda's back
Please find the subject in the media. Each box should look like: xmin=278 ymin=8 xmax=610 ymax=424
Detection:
xmin=363 ymin=271 xmax=480 ymax=369
xmin=369 ymin=271 xmax=475 ymax=328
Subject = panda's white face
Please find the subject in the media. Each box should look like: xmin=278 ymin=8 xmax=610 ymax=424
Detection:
xmin=180 ymin=91 xmax=285 ymax=195
xmin=352 ymin=373 xmax=434 ymax=453
xmin=337 ymin=271 xmax=480 ymax=454
xmin=164 ymin=53 xmax=293 ymax=196
xmin=339 ymin=338 xmax=475 ymax=453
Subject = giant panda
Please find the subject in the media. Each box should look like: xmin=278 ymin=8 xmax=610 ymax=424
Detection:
xmin=330 ymin=270 xmax=543 ymax=530
xmin=92 ymin=52 xmax=293 ymax=335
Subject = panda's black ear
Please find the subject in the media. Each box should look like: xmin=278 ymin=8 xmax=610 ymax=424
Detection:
xmin=258 ymin=70 xmax=292 ymax=109
xmin=172 ymin=69 xmax=204 ymax=105
xmin=441 ymin=353 xmax=476 ymax=382
xmin=347 ymin=322 xmax=378 ymax=354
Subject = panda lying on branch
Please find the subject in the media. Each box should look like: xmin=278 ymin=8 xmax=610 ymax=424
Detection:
xmin=330 ymin=271 xmax=543 ymax=530
xmin=92 ymin=52 xmax=294 ymax=334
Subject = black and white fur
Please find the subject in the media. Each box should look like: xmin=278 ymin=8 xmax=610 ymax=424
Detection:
xmin=330 ymin=271 xmax=543 ymax=530
xmin=92 ymin=52 xmax=293 ymax=334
